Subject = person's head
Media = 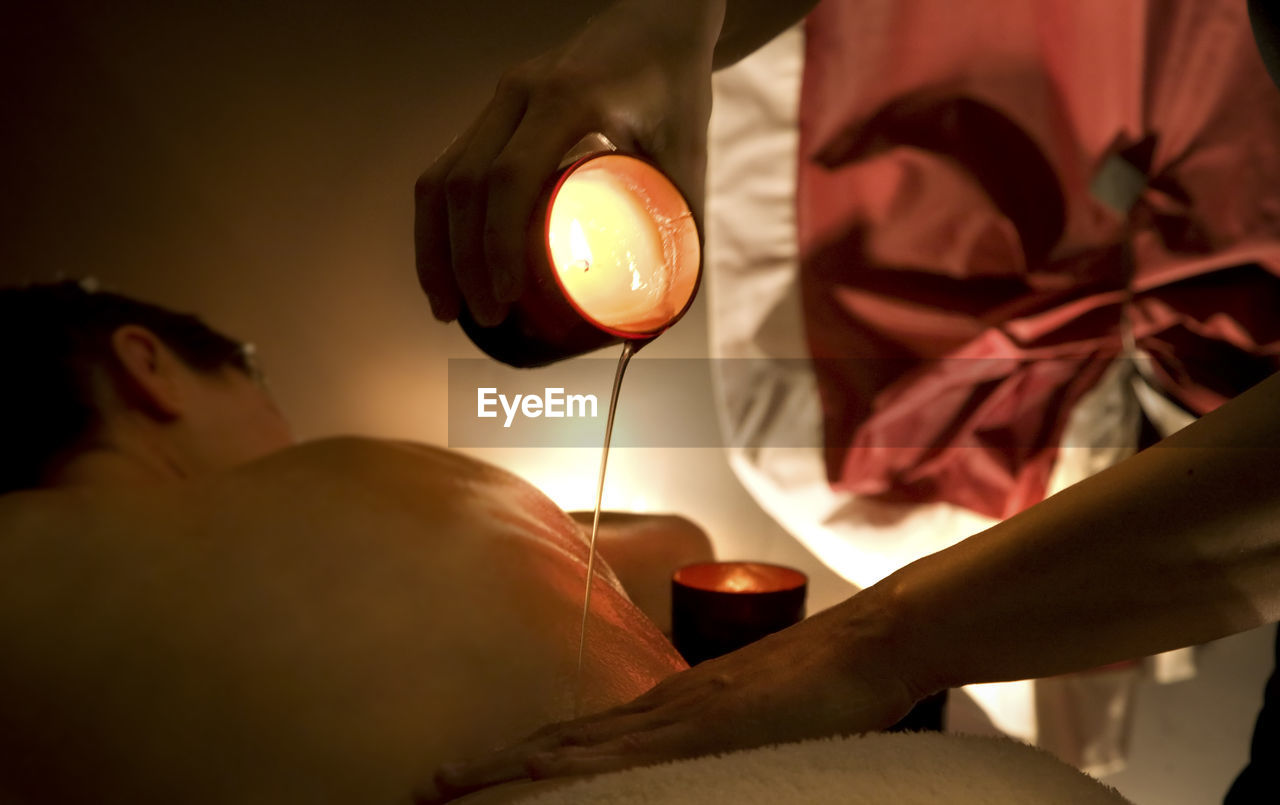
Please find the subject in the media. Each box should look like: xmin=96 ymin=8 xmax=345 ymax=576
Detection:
xmin=0 ymin=280 xmax=293 ymax=494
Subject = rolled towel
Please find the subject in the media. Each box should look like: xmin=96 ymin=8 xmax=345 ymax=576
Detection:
xmin=514 ymin=733 xmax=1130 ymax=804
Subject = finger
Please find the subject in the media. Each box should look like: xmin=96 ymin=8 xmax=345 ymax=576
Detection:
xmin=429 ymin=703 xmax=666 ymax=800
xmin=427 ymin=723 xmax=572 ymax=799
xmin=429 ymin=733 xmax=561 ymax=801
xmin=484 ymin=97 xmax=594 ymax=304
xmin=415 ymin=103 xmax=505 ymax=322
xmin=526 ymin=723 xmax=696 ymax=780
xmin=430 ymin=752 xmax=533 ymax=802
xmin=445 ymin=76 xmax=531 ymax=326
xmin=644 ymin=122 xmax=709 ymax=226
xmin=628 ymin=77 xmax=713 ymax=225
xmin=414 ymin=128 xmax=477 ymax=322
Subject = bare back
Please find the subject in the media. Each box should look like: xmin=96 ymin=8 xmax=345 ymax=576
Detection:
xmin=0 ymin=438 xmax=684 ymax=804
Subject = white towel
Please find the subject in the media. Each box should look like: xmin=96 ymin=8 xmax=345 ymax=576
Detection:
xmin=517 ymin=733 xmax=1130 ymax=804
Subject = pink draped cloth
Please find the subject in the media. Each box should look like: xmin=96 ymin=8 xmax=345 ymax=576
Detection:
xmin=798 ymin=0 xmax=1280 ymax=519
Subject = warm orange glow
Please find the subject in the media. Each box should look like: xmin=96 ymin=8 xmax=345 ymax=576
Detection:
xmin=721 ymin=566 xmax=758 ymax=593
xmin=546 ymin=155 xmax=699 ymax=335
xmin=673 ymin=561 xmax=807 ymax=595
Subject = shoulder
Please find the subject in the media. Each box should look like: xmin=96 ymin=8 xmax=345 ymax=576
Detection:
xmin=245 ymin=437 xmax=513 ymax=486
xmin=0 ymin=485 xmax=100 ymax=550
xmin=232 ymin=437 xmax=550 ymax=514
xmin=218 ymin=436 xmax=590 ymax=556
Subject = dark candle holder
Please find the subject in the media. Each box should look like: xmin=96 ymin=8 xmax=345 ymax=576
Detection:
xmin=671 ymin=561 xmax=807 ymax=666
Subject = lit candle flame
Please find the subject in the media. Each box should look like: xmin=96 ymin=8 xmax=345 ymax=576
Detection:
xmin=544 ymin=155 xmax=699 ymax=333
xmin=721 ymin=567 xmax=757 ymax=592
xmin=567 ymin=218 xmax=592 ymax=273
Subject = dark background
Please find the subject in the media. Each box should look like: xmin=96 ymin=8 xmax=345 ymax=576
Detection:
xmin=0 ymin=0 xmax=613 ymax=438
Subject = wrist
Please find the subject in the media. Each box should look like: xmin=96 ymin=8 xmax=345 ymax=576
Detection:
xmin=829 ymin=578 xmax=945 ymax=708
xmin=609 ymin=0 xmax=726 ymax=51
xmin=714 ymin=0 xmax=819 ymax=68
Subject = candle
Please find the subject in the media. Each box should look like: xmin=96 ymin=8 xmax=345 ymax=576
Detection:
xmin=457 ymin=148 xmax=701 ymax=367
xmin=671 ymin=561 xmax=808 ymax=666
xmin=545 ymin=154 xmax=699 ymax=336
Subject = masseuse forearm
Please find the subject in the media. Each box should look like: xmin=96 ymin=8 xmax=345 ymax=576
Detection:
xmin=867 ymin=370 xmax=1280 ymax=696
xmin=629 ymin=0 xmax=816 ymax=70
xmin=713 ymin=0 xmax=820 ymax=68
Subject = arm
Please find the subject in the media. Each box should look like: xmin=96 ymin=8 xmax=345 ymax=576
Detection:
xmin=423 ymin=370 xmax=1280 ymax=800
xmin=414 ymin=0 xmax=816 ymax=326
xmin=891 ymin=369 xmax=1280 ymax=692
xmin=714 ymin=0 xmax=820 ymax=68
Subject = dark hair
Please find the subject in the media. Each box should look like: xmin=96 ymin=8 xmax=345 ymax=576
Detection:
xmin=0 ymin=280 xmax=250 ymax=495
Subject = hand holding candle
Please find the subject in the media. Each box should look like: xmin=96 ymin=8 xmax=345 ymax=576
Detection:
xmin=413 ymin=0 xmax=722 ymax=330
xmin=450 ymin=146 xmax=702 ymax=366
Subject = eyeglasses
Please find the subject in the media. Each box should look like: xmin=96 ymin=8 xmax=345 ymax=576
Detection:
xmin=234 ymin=342 xmax=270 ymax=389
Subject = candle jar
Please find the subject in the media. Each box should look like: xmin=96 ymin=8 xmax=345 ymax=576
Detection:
xmin=460 ymin=137 xmax=702 ymax=367
xmin=671 ymin=561 xmax=807 ymax=666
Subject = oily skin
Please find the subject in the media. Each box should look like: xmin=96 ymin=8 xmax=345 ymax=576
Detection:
xmin=0 ymin=438 xmax=686 ymax=804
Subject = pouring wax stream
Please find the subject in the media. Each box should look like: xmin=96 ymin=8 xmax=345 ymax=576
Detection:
xmin=529 ymin=148 xmax=700 ymax=715
xmin=456 ymin=138 xmax=701 ymax=713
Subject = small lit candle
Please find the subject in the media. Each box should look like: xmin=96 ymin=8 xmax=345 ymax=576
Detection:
xmin=671 ymin=561 xmax=808 ymax=666
xmin=545 ymin=154 xmax=699 ymax=336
